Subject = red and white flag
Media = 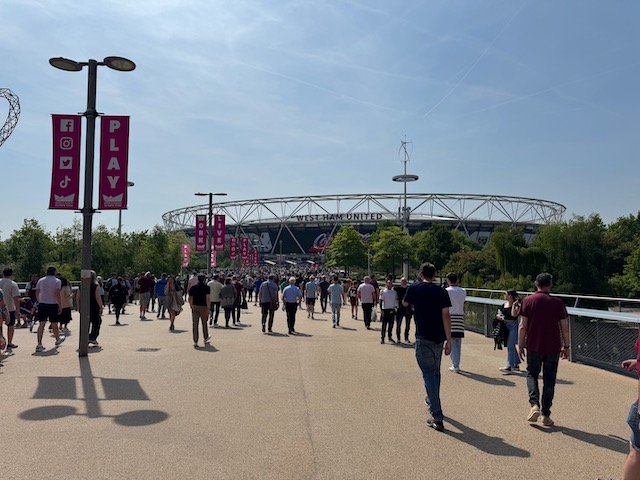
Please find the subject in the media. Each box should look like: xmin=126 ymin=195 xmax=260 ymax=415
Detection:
xmin=49 ymin=114 xmax=82 ymax=210
xmin=240 ymin=237 xmax=249 ymax=260
xmin=195 ymin=215 xmax=207 ymax=252
xmin=213 ymin=214 xmax=225 ymax=251
xmin=181 ymin=244 xmax=191 ymax=267
xmin=98 ymin=116 xmax=130 ymax=210
xmin=229 ymin=237 xmax=238 ymax=260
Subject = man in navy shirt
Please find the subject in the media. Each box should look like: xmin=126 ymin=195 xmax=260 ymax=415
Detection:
xmin=403 ymin=262 xmax=451 ymax=432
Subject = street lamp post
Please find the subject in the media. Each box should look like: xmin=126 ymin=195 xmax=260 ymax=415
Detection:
xmin=50 ymin=56 xmax=135 ymax=357
xmin=118 ymin=180 xmax=136 ymax=237
xmin=195 ymin=192 xmax=227 ymax=275
xmin=392 ymin=139 xmax=419 ymax=279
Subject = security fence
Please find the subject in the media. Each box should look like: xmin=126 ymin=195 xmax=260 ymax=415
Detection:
xmin=464 ymin=289 xmax=640 ymax=376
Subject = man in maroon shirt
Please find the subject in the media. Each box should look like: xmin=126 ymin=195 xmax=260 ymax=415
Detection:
xmin=518 ymin=272 xmax=569 ymax=427
xmin=621 ymin=336 xmax=640 ymax=479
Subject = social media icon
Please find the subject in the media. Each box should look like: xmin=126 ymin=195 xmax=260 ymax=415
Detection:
xmin=59 ymin=156 xmax=73 ymax=169
xmin=60 ymin=119 xmax=74 ymax=132
xmin=60 ymin=137 xmax=73 ymax=150
xmin=60 ymin=176 xmax=71 ymax=188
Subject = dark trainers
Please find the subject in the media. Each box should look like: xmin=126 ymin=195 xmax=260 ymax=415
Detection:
xmin=427 ymin=418 xmax=445 ymax=432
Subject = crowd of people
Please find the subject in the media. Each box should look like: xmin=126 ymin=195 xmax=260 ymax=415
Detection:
xmin=1 ymin=263 xmax=639 ymax=478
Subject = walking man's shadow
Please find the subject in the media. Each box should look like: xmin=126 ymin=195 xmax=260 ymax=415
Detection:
xmin=444 ymin=417 xmax=530 ymax=457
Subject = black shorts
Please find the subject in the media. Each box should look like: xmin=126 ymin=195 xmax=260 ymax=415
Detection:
xmin=306 ymin=298 xmax=316 ymax=306
xmin=38 ymin=303 xmax=59 ymax=323
xmin=59 ymin=307 xmax=72 ymax=324
xmin=7 ymin=311 xmax=16 ymax=327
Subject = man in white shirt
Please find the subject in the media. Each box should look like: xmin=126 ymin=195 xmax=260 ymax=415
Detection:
xmin=35 ymin=266 xmax=65 ymax=353
xmin=208 ymin=274 xmax=224 ymax=326
xmin=304 ymin=276 xmax=319 ymax=319
xmin=357 ymin=276 xmax=377 ymax=329
xmin=380 ymin=279 xmax=398 ymax=344
xmin=0 ymin=268 xmax=20 ymax=353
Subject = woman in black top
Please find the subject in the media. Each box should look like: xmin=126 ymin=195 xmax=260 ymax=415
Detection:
xmin=497 ymin=290 xmax=522 ymax=373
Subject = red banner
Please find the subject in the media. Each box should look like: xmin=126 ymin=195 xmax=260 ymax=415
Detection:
xmin=211 ymin=250 xmax=216 ymax=268
xmin=98 ymin=116 xmax=130 ymax=210
xmin=252 ymin=249 xmax=258 ymax=266
xmin=229 ymin=237 xmax=238 ymax=260
xmin=213 ymin=214 xmax=225 ymax=251
xmin=181 ymin=243 xmax=191 ymax=267
xmin=240 ymin=237 xmax=249 ymax=260
xmin=195 ymin=214 xmax=207 ymax=252
xmin=50 ymin=115 xmax=82 ymax=210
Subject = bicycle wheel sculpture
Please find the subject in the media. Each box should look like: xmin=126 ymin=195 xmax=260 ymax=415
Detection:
xmin=0 ymin=88 xmax=20 ymax=148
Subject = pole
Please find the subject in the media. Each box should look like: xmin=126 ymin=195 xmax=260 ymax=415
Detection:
xmin=402 ymin=154 xmax=409 ymax=279
xmin=118 ymin=209 xmax=122 ymax=237
xmin=79 ymin=59 xmax=99 ymax=357
xmin=207 ymin=192 xmax=213 ymax=275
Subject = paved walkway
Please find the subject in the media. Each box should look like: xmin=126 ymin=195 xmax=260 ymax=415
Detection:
xmin=1 ymin=302 xmax=633 ymax=479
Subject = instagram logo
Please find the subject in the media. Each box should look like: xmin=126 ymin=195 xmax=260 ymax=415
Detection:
xmin=60 ymin=137 xmax=73 ymax=150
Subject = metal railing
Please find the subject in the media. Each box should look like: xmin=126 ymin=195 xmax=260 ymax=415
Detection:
xmin=464 ymin=289 xmax=640 ymax=376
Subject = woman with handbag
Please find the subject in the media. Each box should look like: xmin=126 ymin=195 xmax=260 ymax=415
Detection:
xmin=498 ymin=290 xmax=522 ymax=374
xmin=165 ymin=275 xmax=184 ymax=332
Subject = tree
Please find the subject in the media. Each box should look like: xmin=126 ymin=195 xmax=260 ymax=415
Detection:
xmin=411 ymin=224 xmax=474 ymax=271
xmin=5 ymin=219 xmax=55 ymax=280
xmin=533 ymin=215 xmax=609 ymax=294
xmin=326 ymin=225 xmax=367 ymax=275
xmin=445 ymin=248 xmax=499 ymax=284
xmin=372 ymin=226 xmax=410 ymax=276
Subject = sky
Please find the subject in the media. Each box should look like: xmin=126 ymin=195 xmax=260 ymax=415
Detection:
xmin=1 ymin=0 xmax=639 ymax=239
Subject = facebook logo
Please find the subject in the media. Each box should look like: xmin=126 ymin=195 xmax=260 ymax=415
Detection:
xmin=60 ymin=119 xmax=74 ymax=132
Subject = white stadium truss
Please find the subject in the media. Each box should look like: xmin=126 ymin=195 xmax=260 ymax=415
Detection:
xmin=162 ymin=193 xmax=565 ymax=255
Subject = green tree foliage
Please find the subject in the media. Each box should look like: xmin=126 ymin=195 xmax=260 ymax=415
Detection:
xmin=445 ymin=249 xmax=499 ymax=284
xmin=5 ymin=219 xmax=55 ymax=280
xmin=326 ymin=225 xmax=367 ymax=275
xmin=532 ymin=215 xmax=609 ymax=294
xmin=610 ymin=242 xmax=640 ymax=298
xmin=371 ymin=226 xmax=410 ymax=276
xmin=411 ymin=224 xmax=474 ymax=270
xmin=605 ymin=213 xmax=640 ymax=278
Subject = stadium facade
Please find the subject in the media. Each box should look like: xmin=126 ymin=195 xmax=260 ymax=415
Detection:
xmin=162 ymin=193 xmax=565 ymax=260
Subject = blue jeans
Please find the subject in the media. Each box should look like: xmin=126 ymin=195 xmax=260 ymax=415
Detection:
xmin=450 ymin=337 xmax=462 ymax=369
xmin=628 ymin=401 xmax=640 ymax=451
xmin=505 ymin=320 xmax=519 ymax=368
xmin=415 ymin=337 xmax=444 ymax=422
xmin=331 ymin=303 xmax=341 ymax=324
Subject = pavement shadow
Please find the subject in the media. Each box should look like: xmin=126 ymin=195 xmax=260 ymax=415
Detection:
xmin=458 ymin=371 xmax=516 ymax=387
xmin=339 ymin=326 xmax=357 ymax=331
xmin=530 ymin=424 xmax=628 ymax=454
xmin=292 ymin=332 xmax=313 ymax=337
xmin=19 ymin=357 xmax=169 ymax=427
xmin=32 ymin=349 xmax=60 ymax=357
xmin=195 ymin=344 xmax=219 ymax=353
xmin=170 ymin=329 xmax=188 ymax=334
xmin=444 ymin=417 xmax=530 ymax=457
xmin=266 ymin=332 xmax=289 ymax=337
xmin=393 ymin=342 xmax=414 ymax=349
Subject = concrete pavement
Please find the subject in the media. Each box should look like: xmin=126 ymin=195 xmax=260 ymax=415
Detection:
xmin=1 ymin=302 xmax=633 ymax=479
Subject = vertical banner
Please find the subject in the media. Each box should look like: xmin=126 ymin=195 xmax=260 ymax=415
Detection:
xmin=195 ymin=214 xmax=207 ymax=252
xmin=181 ymin=244 xmax=191 ymax=267
xmin=98 ymin=116 xmax=130 ymax=210
xmin=240 ymin=237 xmax=249 ymax=260
xmin=211 ymin=250 xmax=217 ymax=268
xmin=50 ymin=114 xmax=82 ymax=210
xmin=213 ymin=214 xmax=226 ymax=251
xmin=252 ymin=249 xmax=258 ymax=266
xmin=229 ymin=237 xmax=238 ymax=261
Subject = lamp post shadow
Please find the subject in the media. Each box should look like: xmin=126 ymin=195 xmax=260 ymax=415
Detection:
xmin=19 ymin=357 xmax=169 ymax=427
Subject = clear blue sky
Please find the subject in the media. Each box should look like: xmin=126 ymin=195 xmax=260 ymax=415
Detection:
xmin=1 ymin=0 xmax=638 ymax=238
